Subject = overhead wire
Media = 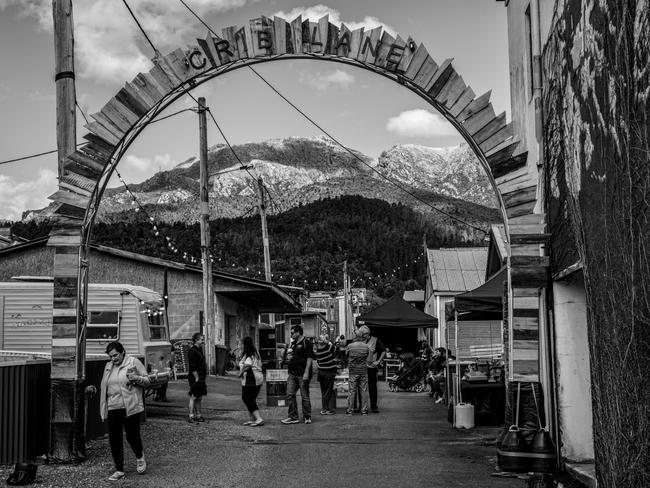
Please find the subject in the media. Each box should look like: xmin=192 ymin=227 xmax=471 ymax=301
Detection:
xmin=175 ymin=0 xmax=488 ymax=235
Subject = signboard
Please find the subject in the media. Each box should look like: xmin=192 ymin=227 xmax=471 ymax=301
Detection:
xmin=265 ymin=368 xmax=288 ymax=382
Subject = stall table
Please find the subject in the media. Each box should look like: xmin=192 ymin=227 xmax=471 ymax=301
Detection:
xmin=460 ymin=381 xmax=505 ymax=426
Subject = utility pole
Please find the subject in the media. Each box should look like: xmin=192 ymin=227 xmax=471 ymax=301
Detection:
xmin=256 ymin=177 xmax=272 ymax=282
xmin=198 ymin=97 xmax=215 ymax=373
xmin=343 ymin=261 xmax=353 ymax=337
xmin=50 ymin=0 xmax=84 ymax=463
xmin=53 ymin=0 xmax=76 ymax=176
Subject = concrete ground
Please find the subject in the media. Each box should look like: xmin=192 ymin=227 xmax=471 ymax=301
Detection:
xmin=1 ymin=374 xmax=528 ymax=487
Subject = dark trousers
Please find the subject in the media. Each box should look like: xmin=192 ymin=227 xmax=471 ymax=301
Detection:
xmin=107 ymin=409 xmax=143 ymax=472
xmin=318 ymin=369 xmax=337 ymax=411
xmin=368 ymin=368 xmax=379 ymax=409
xmin=242 ymin=384 xmax=262 ymax=412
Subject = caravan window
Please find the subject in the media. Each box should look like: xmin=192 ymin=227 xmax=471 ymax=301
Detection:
xmin=146 ymin=311 xmax=168 ymax=340
xmin=87 ymin=310 xmax=120 ymax=340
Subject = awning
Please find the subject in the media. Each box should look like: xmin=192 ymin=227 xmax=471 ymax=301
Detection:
xmin=448 ymin=267 xmax=506 ymax=320
xmin=357 ymin=294 xmax=438 ymax=329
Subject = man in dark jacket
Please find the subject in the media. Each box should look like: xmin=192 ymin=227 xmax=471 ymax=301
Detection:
xmin=281 ymin=325 xmax=314 ymax=424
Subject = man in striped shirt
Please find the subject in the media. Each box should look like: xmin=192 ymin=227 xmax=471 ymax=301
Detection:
xmin=345 ymin=328 xmax=371 ymax=415
xmin=314 ymin=334 xmax=338 ymax=415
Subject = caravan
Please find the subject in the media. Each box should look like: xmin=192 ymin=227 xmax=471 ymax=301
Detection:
xmin=0 ymin=277 xmax=172 ymax=378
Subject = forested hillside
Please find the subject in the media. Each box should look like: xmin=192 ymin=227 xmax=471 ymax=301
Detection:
xmin=12 ymin=195 xmax=492 ymax=297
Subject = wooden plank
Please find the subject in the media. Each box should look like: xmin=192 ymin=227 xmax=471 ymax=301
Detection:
xmin=122 ymin=82 xmax=156 ymax=113
xmin=301 ymin=20 xmax=315 ymax=53
xmin=325 ymin=22 xmax=339 ymax=55
xmin=513 ymin=371 xmax=539 ymax=382
xmin=99 ymin=104 xmax=132 ymax=134
xmin=244 ymin=21 xmax=255 ymax=58
xmin=82 ymin=133 xmax=115 ymax=158
xmin=59 ymin=172 xmax=96 ymax=193
xmin=449 ymin=86 xmax=476 ymax=117
xmin=318 ymin=16 xmax=330 ymax=54
xmin=59 ymin=180 xmax=92 ymax=198
xmin=480 ymin=123 xmax=514 ymax=154
xmin=52 ymin=276 xmax=78 ymax=296
xmin=83 ymin=121 xmax=120 ymax=145
xmin=373 ymin=31 xmax=396 ymax=68
xmin=412 ymin=55 xmax=439 ymax=90
xmin=273 ymin=16 xmax=289 ymax=55
xmin=336 ymin=23 xmax=351 ymax=57
xmin=221 ymin=26 xmax=242 ymax=61
xmin=424 ymin=58 xmax=453 ymax=92
xmin=55 ymin=203 xmax=86 ymax=220
xmin=510 ymin=223 xmax=546 ymax=235
xmin=512 ymin=348 xmax=538 ymax=361
xmin=249 ymin=16 xmax=274 ymax=57
xmin=403 ymin=43 xmax=429 ymax=79
xmin=512 ymin=317 xmax=540 ymax=330
xmin=154 ymin=55 xmax=184 ymax=87
xmin=473 ymin=112 xmax=506 ymax=144
xmin=89 ymin=112 xmax=124 ymax=140
xmin=116 ymin=87 xmax=149 ymax=118
xmin=396 ymin=37 xmax=418 ymax=73
xmin=148 ymin=63 xmax=177 ymax=92
xmin=513 ymin=295 xmax=538 ymax=309
xmin=67 ymin=149 xmax=107 ymax=174
xmin=48 ymin=235 xmax=80 ymax=247
xmin=48 ymin=189 xmax=89 ymax=210
xmin=357 ymin=26 xmax=382 ymax=64
xmin=510 ymin=243 xmax=542 ymax=256
xmin=54 ymin=297 xmax=77 ymax=309
xmin=132 ymin=73 xmax=166 ymax=105
xmin=503 ymin=185 xmax=537 ymax=208
xmin=166 ymin=48 xmax=205 ymax=81
xmin=489 ymin=148 xmax=527 ymax=179
xmin=461 ymin=104 xmax=496 ymax=135
xmin=511 ymin=266 xmax=548 ymax=287
xmin=105 ymin=97 xmax=139 ymax=126
xmin=507 ymin=201 xmax=538 ymax=219
xmin=511 ymin=255 xmax=549 ymax=268
xmin=458 ymin=90 xmax=491 ymax=122
xmin=63 ymin=159 xmax=101 ymax=181
xmin=54 ymin=253 xmax=79 ymax=277
xmin=348 ymin=27 xmax=364 ymax=59
xmin=290 ymin=16 xmax=303 ymax=55
xmin=509 ymin=213 xmax=545 ymax=226
xmin=435 ymin=73 xmax=466 ymax=107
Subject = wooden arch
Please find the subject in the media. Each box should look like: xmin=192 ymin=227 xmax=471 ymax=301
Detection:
xmin=47 ymin=14 xmax=548 ymax=458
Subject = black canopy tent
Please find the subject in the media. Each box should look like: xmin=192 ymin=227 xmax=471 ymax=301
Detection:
xmin=356 ymin=295 xmax=438 ymax=353
xmin=447 ymin=267 xmax=506 ymax=321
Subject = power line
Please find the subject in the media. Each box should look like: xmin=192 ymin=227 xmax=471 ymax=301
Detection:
xmin=121 ymin=0 xmax=160 ymax=57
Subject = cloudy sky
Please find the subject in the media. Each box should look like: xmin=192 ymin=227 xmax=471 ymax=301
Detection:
xmin=0 ymin=0 xmax=509 ymax=221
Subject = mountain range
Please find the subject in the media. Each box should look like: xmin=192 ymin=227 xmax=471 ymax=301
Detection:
xmin=88 ymin=136 xmax=499 ymax=230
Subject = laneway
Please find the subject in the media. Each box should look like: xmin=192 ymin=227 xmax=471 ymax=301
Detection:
xmin=2 ymin=375 xmax=522 ymax=487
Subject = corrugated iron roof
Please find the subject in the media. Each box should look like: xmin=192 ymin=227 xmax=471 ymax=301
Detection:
xmin=427 ymin=247 xmax=488 ymax=292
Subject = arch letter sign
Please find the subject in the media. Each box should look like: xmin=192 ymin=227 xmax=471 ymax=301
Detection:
xmin=47 ymin=16 xmax=549 ymax=447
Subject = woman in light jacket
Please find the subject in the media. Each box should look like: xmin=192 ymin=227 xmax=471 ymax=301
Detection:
xmin=238 ymin=336 xmax=265 ymax=426
xmin=100 ymin=341 xmax=150 ymax=482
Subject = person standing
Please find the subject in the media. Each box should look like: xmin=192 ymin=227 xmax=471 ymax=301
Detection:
xmin=314 ymin=334 xmax=338 ymax=415
xmin=281 ymin=325 xmax=314 ymax=424
xmin=188 ymin=332 xmax=207 ymax=423
xmin=345 ymin=328 xmax=371 ymax=415
xmin=358 ymin=325 xmax=386 ymax=413
xmin=238 ymin=336 xmax=265 ymax=426
xmin=100 ymin=341 xmax=150 ymax=481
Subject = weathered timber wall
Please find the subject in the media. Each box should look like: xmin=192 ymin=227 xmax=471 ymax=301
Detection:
xmin=543 ymin=1 xmax=650 ymax=486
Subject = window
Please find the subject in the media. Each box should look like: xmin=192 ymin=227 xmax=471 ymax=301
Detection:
xmin=87 ymin=310 xmax=120 ymax=340
xmin=147 ymin=310 xmax=168 ymax=340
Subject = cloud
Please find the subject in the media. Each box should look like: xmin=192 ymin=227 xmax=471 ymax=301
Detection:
xmin=299 ymin=69 xmax=355 ymax=92
xmin=2 ymin=0 xmax=256 ymax=85
xmin=113 ymin=154 xmax=178 ymax=185
xmin=385 ymin=109 xmax=456 ymax=137
xmin=0 ymin=169 xmax=58 ymax=221
xmin=272 ymin=5 xmax=396 ymax=35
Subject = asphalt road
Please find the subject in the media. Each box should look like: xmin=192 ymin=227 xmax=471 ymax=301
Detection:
xmin=1 ymin=374 xmax=525 ymax=488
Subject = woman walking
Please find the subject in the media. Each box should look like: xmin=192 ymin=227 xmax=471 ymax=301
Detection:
xmin=188 ymin=332 xmax=207 ymax=423
xmin=315 ymin=334 xmax=338 ymax=414
xmin=100 ymin=341 xmax=150 ymax=481
xmin=238 ymin=336 xmax=265 ymax=426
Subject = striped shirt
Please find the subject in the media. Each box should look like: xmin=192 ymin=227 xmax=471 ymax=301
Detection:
xmin=314 ymin=343 xmax=338 ymax=371
xmin=346 ymin=340 xmax=370 ymax=376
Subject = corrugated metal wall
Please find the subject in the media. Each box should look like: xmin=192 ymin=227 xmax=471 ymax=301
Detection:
xmin=0 ymin=360 xmax=50 ymax=464
xmin=447 ymin=320 xmax=503 ymax=359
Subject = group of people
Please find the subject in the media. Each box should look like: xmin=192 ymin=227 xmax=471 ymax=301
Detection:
xmin=95 ymin=325 xmax=387 ymax=481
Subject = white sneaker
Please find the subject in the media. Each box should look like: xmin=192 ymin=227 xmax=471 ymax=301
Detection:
xmin=136 ymin=455 xmax=147 ymax=474
xmin=108 ymin=471 xmax=125 ymax=481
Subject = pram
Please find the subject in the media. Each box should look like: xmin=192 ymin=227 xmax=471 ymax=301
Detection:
xmin=387 ymin=358 xmax=426 ymax=392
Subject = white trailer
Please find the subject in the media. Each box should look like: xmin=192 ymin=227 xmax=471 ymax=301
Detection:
xmin=0 ymin=277 xmax=172 ymax=376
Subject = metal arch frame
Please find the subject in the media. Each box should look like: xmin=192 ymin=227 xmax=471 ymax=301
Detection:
xmin=81 ymin=52 xmax=511 ymax=255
